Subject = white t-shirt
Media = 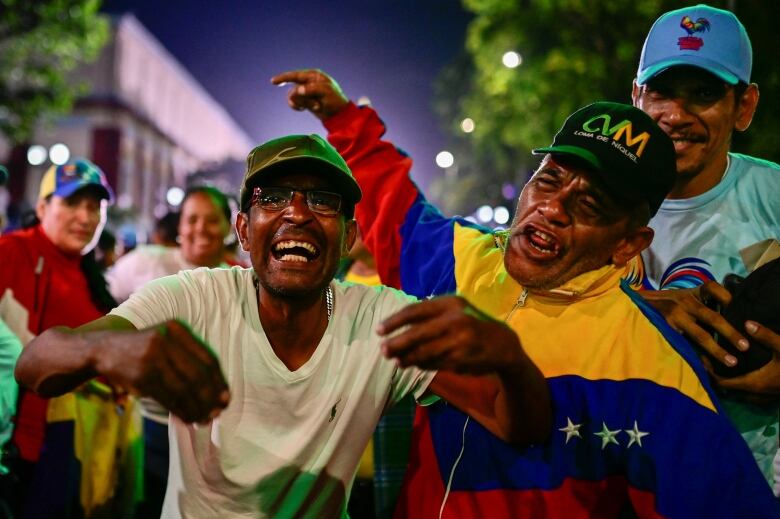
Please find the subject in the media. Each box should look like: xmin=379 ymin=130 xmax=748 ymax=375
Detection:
xmin=107 ymin=245 xmax=199 ymax=303
xmin=644 ymin=152 xmax=780 ymax=492
xmin=110 ymin=267 xmax=436 ymax=518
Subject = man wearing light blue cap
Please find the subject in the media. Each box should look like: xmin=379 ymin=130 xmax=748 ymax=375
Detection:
xmin=632 ymin=4 xmax=780 ymax=495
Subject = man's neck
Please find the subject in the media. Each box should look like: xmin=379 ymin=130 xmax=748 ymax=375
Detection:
xmin=668 ymin=153 xmax=729 ymax=200
xmin=256 ymin=285 xmax=330 ymax=371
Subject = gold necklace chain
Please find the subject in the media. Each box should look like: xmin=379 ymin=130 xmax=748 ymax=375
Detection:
xmin=254 ymin=277 xmax=333 ymax=322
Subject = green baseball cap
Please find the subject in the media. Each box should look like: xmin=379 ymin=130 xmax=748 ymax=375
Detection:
xmin=533 ymin=102 xmax=676 ymax=216
xmin=239 ymin=134 xmax=361 ymax=211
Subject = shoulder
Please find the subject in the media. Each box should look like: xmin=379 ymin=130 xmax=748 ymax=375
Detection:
xmin=730 ymin=152 xmax=780 ymax=174
xmin=334 ymin=280 xmax=416 ymax=318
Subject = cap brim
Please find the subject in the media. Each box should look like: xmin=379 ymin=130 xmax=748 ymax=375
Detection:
xmin=637 ymin=57 xmax=740 ymax=85
xmin=532 ymin=145 xmax=603 ymax=171
xmin=55 ymin=181 xmax=114 ymax=203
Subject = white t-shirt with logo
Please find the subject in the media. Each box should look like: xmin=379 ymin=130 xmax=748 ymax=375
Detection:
xmin=643 ymin=152 xmax=780 ymax=493
xmin=110 ymin=267 xmax=436 ymax=518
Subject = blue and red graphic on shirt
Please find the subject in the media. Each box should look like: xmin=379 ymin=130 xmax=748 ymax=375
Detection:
xmin=659 ymin=257 xmax=715 ymax=289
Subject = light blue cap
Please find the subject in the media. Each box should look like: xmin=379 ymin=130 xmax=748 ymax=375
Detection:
xmin=636 ymin=4 xmax=752 ymax=85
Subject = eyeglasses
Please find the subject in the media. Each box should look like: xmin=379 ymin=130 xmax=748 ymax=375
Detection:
xmin=250 ymin=186 xmax=342 ymax=216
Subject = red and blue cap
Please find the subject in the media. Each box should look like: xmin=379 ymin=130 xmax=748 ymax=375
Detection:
xmin=38 ymin=159 xmax=114 ymax=203
xmin=637 ymin=4 xmax=752 ymax=85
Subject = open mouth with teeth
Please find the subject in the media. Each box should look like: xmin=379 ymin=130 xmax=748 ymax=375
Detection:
xmin=524 ymin=228 xmax=559 ymax=257
xmin=271 ymin=240 xmax=320 ymax=263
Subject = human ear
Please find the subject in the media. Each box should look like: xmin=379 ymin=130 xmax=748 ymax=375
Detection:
xmin=35 ymin=198 xmax=47 ymax=221
xmin=734 ymin=83 xmax=759 ymax=132
xmin=235 ymin=212 xmax=251 ymax=252
xmin=631 ymin=80 xmax=642 ymax=107
xmin=611 ymin=226 xmax=654 ymax=266
xmin=342 ymin=219 xmax=357 ymax=257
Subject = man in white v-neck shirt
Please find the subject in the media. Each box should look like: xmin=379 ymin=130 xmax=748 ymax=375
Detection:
xmin=15 ymin=134 xmax=550 ymax=518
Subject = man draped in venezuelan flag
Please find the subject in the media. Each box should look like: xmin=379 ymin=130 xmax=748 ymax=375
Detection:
xmin=272 ymin=69 xmax=780 ymax=518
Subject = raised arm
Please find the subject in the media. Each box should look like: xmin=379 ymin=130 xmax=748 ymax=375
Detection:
xmin=377 ymin=296 xmax=551 ymax=446
xmin=15 ymin=315 xmax=230 ymax=423
xmin=272 ymin=69 xmax=464 ymax=295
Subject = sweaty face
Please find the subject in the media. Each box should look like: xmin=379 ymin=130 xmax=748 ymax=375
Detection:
xmin=633 ymin=67 xmax=755 ymax=197
xmin=178 ymin=192 xmax=231 ymax=267
xmin=504 ymin=155 xmax=636 ymax=290
xmin=236 ymin=171 xmax=355 ymax=299
xmin=37 ymin=188 xmax=106 ymax=256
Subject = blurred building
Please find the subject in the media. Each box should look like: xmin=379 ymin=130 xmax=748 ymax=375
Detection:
xmin=2 ymin=13 xmax=252 ymax=233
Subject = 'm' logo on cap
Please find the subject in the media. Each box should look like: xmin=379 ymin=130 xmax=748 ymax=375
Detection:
xmin=678 ymin=16 xmax=710 ymax=50
xmin=581 ymin=114 xmax=651 ymax=159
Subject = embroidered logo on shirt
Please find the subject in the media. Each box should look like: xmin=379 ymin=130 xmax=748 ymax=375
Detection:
xmin=329 ymin=397 xmax=342 ymax=423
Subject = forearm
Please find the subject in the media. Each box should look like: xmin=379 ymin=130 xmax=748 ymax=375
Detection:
xmin=15 ymin=326 xmax=101 ymax=397
xmin=324 ymin=103 xmax=421 ymax=288
xmin=494 ymin=356 xmax=551 ymax=445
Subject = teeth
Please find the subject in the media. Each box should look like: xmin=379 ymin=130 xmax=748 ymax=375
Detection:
xmin=533 ymin=230 xmax=553 ymax=243
xmin=530 ymin=242 xmax=554 ymax=254
xmin=274 ymin=240 xmax=317 ymax=254
xmin=279 ymin=254 xmax=309 ymax=262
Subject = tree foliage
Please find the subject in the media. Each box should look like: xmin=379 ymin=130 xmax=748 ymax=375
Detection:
xmin=0 ymin=0 xmax=108 ymax=143
xmin=432 ymin=0 xmax=780 ymax=216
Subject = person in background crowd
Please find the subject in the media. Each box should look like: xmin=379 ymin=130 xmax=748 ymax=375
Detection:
xmin=0 ymin=159 xmax=140 ymax=518
xmin=15 ymin=134 xmax=550 ymax=518
xmin=94 ymin=228 xmax=118 ymax=271
xmin=630 ymin=4 xmax=780 ymax=493
xmin=275 ymin=68 xmax=779 ymax=517
xmin=151 ymin=211 xmax=180 ymax=248
xmin=106 ymin=185 xmax=232 ymax=517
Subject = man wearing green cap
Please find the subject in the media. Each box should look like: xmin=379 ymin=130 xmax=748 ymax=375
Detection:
xmin=275 ymin=68 xmax=778 ymax=517
xmin=15 ymin=135 xmax=551 ymax=518
xmin=631 ymin=4 xmax=780 ymax=493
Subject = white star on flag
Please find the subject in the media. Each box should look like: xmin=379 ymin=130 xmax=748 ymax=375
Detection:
xmin=625 ymin=420 xmax=649 ymax=448
xmin=594 ymin=422 xmax=620 ymax=449
xmin=558 ymin=417 xmax=582 ymax=444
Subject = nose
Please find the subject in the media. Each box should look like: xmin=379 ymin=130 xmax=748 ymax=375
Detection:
xmin=282 ymin=191 xmax=314 ymax=222
xmin=537 ymin=192 xmax=572 ymax=227
xmin=654 ymin=96 xmax=694 ymax=132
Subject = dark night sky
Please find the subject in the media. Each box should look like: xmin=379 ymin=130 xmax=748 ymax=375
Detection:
xmin=100 ymin=0 xmax=473 ymax=189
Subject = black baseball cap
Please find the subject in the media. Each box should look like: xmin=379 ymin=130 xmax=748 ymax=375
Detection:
xmin=533 ymin=101 xmax=676 ymax=216
xmin=239 ymin=134 xmax=361 ymax=211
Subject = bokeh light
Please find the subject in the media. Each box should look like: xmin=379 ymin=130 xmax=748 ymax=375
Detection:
xmin=502 ymin=51 xmax=522 ymax=68
xmin=27 ymin=145 xmax=47 ymax=166
xmin=166 ymin=186 xmax=185 ymax=206
xmin=49 ymin=143 xmax=70 ymax=165
xmin=435 ymin=151 xmax=455 ymax=168
xmin=476 ymin=205 xmax=493 ymax=223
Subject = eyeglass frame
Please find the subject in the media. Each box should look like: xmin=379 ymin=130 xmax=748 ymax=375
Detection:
xmin=248 ymin=186 xmax=343 ymax=216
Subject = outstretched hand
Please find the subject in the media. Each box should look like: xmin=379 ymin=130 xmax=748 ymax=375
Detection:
xmin=95 ymin=319 xmax=230 ymax=423
xmin=271 ymin=69 xmax=349 ymax=120
xmin=642 ymin=281 xmax=748 ymax=367
xmin=376 ymin=295 xmax=523 ymax=374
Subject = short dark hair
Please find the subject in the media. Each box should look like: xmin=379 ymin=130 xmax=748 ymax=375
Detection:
xmin=183 ymin=185 xmax=231 ymax=223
